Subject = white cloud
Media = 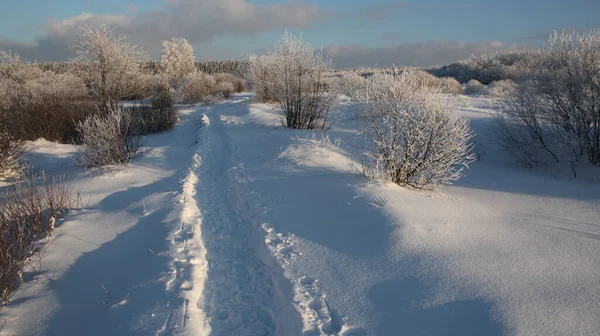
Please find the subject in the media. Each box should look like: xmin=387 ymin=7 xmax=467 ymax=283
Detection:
xmin=0 ymin=0 xmax=328 ymax=61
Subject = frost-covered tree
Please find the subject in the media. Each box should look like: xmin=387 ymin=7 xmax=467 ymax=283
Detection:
xmin=248 ymin=32 xmax=336 ymax=130
xmin=71 ymin=24 xmax=147 ymax=110
xmin=358 ymin=71 xmax=474 ymax=189
xmin=0 ymin=51 xmax=43 ymax=84
xmin=495 ymin=29 xmax=600 ymax=174
xmin=161 ymin=38 xmax=196 ymax=80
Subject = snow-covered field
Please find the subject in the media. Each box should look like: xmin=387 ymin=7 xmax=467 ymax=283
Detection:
xmin=2 ymin=94 xmax=599 ymax=335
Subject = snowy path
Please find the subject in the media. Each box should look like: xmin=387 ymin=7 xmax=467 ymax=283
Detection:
xmin=193 ymin=98 xmax=301 ymax=335
xmin=3 ymin=94 xmax=599 ymax=336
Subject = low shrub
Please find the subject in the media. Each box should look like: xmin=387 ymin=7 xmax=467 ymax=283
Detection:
xmin=177 ymin=72 xmax=217 ymax=103
xmin=335 ymin=72 xmax=368 ymax=100
xmin=74 ymin=107 xmax=142 ymax=168
xmin=0 ymin=171 xmax=73 ymax=305
xmin=214 ymin=73 xmax=246 ymax=93
xmin=487 ymin=79 xmax=517 ymax=98
xmin=0 ymin=125 xmax=23 ymax=178
xmin=128 ymin=104 xmax=178 ymax=135
xmin=177 ymin=71 xmax=244 ymax=103
xmin=0 ymin=72 xmax=95 ymax=142
xmin=438 ymin=77 xmax=464 ymax=95
xmin=359 ymin=71 xmax=475 ymax=189
xmin=464 ymin=79 xmax=486 ymax=94
xmin=151 ymin=82 xmax=174 ymax=111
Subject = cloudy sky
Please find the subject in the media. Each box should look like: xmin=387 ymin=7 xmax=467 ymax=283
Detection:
xmin=1 ymin=0 xmax=599 ymax=68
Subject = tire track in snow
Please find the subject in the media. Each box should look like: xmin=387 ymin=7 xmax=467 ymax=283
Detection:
xmin=194 ymin=99 xmax=301 ymax=335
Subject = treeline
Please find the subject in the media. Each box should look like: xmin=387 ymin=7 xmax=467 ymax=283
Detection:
xmin=35 ymin=60 xmax=248 ymax=76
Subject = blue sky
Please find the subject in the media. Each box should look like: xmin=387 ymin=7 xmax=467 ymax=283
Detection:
xmin=1 ymin=0 xmax=599 ymax=67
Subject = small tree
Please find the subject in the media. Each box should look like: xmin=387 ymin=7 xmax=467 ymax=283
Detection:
xmin=248 ymin=32 xmax=336 ymax=130
xmin=161 ymin=38 xmax=196 ymax=81
xmin=359 ymin=71 xmax=474 ymax=189
xmin=71 ymin=24 xmax=147 ymax=110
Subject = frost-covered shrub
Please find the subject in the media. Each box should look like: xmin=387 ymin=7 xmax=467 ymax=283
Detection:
xmin=487 ymin=79 xmax=517 ymax=98
xmin=248 ymin=32 xmax=336 ymax=130
xmin=359 ymin=71 xmax=475 ymax=189
xmin=0 ymin=51 xmax=43 ymax=84
xmin=247 ymin=54 xmax=278 ymax=102
xmin=214 ymin=73 xmax=246 ymax=93
xmin=335 ymin=72 xmax=368 ymax=100
xmin=0 ymin=126 xmax=22 ymax=178
xmin=438 ymin=77 xmax=463 ymax=95
xmin=128 ymin=104 xmax=177 ymax=135
xmin=0 ymin=171 xmax=73 ymax=305
xmin=176 ymin=71 xmax=244 ymax=103
xmin=151 ymin=82 xmax=174 ymax=111
xmin=74 ymin=107 xmax=142 ymax=168
xmin=161 ymin=38 xmax=196 ymax=81
xmin=0 ymin=72 xmax=94 ymax=142
xmin=464 ymin=79 xmax=486 ymax=94
xmin=72 ymin=25 xmax=147 ymax=110
xmin=177 ymin=72 xmax=218 ymax=103
xmin=495 ymin=29 xmax=600 ymax=174
xmin=215 ymin=81 xmax=234 ymax=99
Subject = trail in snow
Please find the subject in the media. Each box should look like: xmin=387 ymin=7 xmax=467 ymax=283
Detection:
xmin=193 ymin=98 xmax=301 ymax=336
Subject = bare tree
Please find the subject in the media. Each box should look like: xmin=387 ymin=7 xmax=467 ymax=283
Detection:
xmin=359 ymin=71 xmax=475 ymax=189
xmin=71 ymin=24 xmax=147 ymax=110
xmin=161 ymin=38 xmax=196 ymax=81
xmin=248 ymin=32 xmax=336 ymax=130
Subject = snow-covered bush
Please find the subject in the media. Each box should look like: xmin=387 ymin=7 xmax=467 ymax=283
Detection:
xmin=412 ymin=70 xmax=464 ymax=95
xmin=215 ymin=81 xmax=234 ymax=99
xmin=438 ymin=77 xmax=463 ymax=95
xmin=74 ymin=107 xmax=142 ymax=168
xmin=248 ymin=32 xmax=336 ymax=130
xmin=0 ymin=71 xmax=94 ymax=142
xmin=0 ymin=171 xmax=73 ymax=305
xmin=161 ymin=38 xmax=196 ymax=81
xmin=464 ymin=79 xmax=486 ymax=94
xmin=335 ymin=72 xmax=368 ymax=100
xmin=176 ymin=71 xmax=243 ymax=103
xmin=495 ymin=29 xmax=600 ymax=173
xmin=177 ymin=72 xmax=218 ymax=103
xmin=214 ymin=73 xmax=246 ymax=93
xmin=0 ymin=126 xmax=23 ymax=178
xmin=359 ymin=71 xmax=475 ymax=189
xmin=487 ymin=79 xmax=517 ymax=98
xmin=72 ymin=25 xmax=147 ymax=110
xmin=247 ymin=54 xmax=278 ymax=102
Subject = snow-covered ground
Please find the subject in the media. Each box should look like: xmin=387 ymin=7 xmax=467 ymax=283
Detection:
xmin=2 ymin=94 xmax=599 ymax=335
